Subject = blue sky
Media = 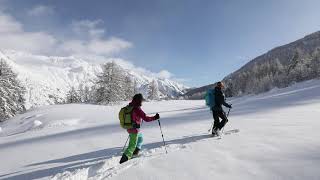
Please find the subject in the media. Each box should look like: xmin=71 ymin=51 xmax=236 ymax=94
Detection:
xmin=1 ymin=0 xmax=320 ymax=87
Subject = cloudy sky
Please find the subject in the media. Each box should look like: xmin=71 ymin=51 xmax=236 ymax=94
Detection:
xmin=1 ymin=0 xmax=320 ymax=87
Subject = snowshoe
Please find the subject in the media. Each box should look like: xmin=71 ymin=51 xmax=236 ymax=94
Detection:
xmin=119 ymin=154 xmax=129 ymax=164
xmin=133 ymin=147 xmax=140 ymax=156
xmin=211 ymin=128 xmax=220 ymax=137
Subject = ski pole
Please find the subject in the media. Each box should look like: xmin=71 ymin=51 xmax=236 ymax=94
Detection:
xmin=122 ymin=135 xmax=129 ymax=152
xmin=226 ymin=108 xmax=231 ymax=117
xmin=158 ymin=119 xmax=168 ymax=154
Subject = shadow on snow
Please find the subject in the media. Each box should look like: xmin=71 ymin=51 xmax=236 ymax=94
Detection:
xmin=0 ymin=132 xmax=222 ymax=180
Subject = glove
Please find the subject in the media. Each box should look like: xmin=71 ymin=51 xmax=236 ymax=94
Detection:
xmin=227 ymin=104 xmax=232 ymax=109
xmin=154 ymin=113 xmax=160 ymax=120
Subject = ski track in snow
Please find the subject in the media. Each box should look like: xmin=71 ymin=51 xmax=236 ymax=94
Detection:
xmin=52 ymin=144 xmax=188 ymax=180
xmin=51 ymin=130 xmax=240 ymax=180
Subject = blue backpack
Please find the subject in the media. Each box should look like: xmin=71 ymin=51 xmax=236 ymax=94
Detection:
xmin=205 ymin=89 xmax=215 ymax=108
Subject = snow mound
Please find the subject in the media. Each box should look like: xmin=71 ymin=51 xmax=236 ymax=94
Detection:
xmin=0 ymin=119 xmax=44 ymax=136
xmin=0 ymin=104 xmax=113 ymax=136
xmin=33 ymin=120 xmax=43 ymax=128
xmin=47 ymin=119 xmax=81 ymax=128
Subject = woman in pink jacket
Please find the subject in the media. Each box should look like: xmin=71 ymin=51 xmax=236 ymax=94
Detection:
xmin=120 ymin=94 xmax=160 ymax=164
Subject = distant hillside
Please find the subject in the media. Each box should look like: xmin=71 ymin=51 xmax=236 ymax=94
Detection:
xmin=183 ymin=31 xmax=320 ymax=99
xmin=182 ymin=84 xmax=216 ymax=100
xmin=223 ymin=31 xmax=320 ymax=97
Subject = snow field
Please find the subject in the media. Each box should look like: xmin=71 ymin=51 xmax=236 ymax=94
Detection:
xmin=0 ymin=79 xmax=320 ymax=179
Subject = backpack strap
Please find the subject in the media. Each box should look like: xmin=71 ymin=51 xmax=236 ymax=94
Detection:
xmin=128 ymin=106 xmax=141 ymax=129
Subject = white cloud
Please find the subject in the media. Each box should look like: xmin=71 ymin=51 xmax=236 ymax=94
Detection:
xmin=0 ymin=12 xmax=57 ymax=54
xmin=0 ymin=11 xmax=132 ymax=56
xmin=59 ymin=40 xmax=86 ymax=55
xmin=0 ymin=32 xmax=57 ymax=54
xmin=27 ymin=5 xmax=55 ymax=16
xmin=0 ymin=9 xmax=180 ymax=82
xmin=60 ymin=37 xmax=132 ymax=56
xmin=71 ymin=20 xmax=105 ymax=38
xmin=0 ymin=13 xmax=22 ymax=33
xmin=0 ymin=7 xmax=181 ymax=83
xmin=157 ymin=70 xmax=172 ymax=79
xmin=105 ymin=59 xmax=177 ymax=81
xmin=59 ymin=20 xmax=132 ymax=56
xmin=88 ymin=37 xmax=132 ymax=55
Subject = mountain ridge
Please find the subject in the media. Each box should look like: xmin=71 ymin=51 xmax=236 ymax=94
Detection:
xmin=0 ymin=50 xmax=187 ymax=109
xmin=223 ymin=30 xmax=320 ymax=96
xmin=183 ymin=31 xmax=320 ymax=99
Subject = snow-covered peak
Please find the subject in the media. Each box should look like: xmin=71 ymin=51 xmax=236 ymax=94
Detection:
xmin=0 ymin=50 xmax=187 ymax=109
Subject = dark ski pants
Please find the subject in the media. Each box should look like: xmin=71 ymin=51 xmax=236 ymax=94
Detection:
xmin=212 ymin=110 xmax=228 ymax=130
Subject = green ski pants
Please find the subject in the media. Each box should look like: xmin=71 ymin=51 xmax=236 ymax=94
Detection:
xmin=124 ymin=133 xmax=143 ymax=159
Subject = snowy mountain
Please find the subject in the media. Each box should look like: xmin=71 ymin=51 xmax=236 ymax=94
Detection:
xmin=223 ymin=31 xmax=320 ymax=97
xmin=183 ymin=31 xmax=320 ymax=99
xmin=0 ymin=50 xmax=187 ymax=109
xmin=182 ymin=83 xmax=216 ymax=99
xmin=1 ymin=79 xmax=320 ymax=179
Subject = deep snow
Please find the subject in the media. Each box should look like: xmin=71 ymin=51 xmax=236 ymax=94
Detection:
xmin=0 ymin=79 xmax=320 ymax=180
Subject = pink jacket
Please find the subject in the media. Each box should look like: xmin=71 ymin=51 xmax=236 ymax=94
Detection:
xmin=127 ymin=100 xmax=156 ymax=134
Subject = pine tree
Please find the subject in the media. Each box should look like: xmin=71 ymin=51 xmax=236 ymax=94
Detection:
xmin=66 ymin=87 xmax=81 ymax=103
xmin=78 ymin=85 xmax=91 ymax=103
xmin=83 ymin=86 xmax=91 ymax=103
xmin=94 ymin=62 xmax=126 ymax=104
xmin=0 ymin=59 xmax=26 ymax=121
xmin=148 ymin=80 xmax=159 ymax=100
xmin=133 ymin=79 xmax=139 ymax=95
xmin=124 ymin=76 xmax=135 ymax=100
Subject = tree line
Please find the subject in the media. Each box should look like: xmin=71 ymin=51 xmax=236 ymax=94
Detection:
xmin=224 ymin=50 xmax=320 ymax=97
xmin=0 ymin=60 xmax=161 ymax=121
xmin=65 ymin=62 xmax=161 ymax=104
xmin=0 ymin=59 xmax=25 ymax=121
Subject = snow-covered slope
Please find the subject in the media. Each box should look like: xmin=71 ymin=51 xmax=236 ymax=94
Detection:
xmin=0 ymin=50 xmax=187 ymax=109
xmin=0 ymin=79 xmax=320 ymax=180
xmin=223 ymin=31 xmax=320 ymax=97
xmin=0 ymin=50 xmax=101 ymax=109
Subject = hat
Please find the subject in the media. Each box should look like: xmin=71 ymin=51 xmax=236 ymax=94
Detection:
xmin=217 ymin=81 xmax=225 ymax=88
xmin=132 ymin=93 xmax=145 ymax=101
